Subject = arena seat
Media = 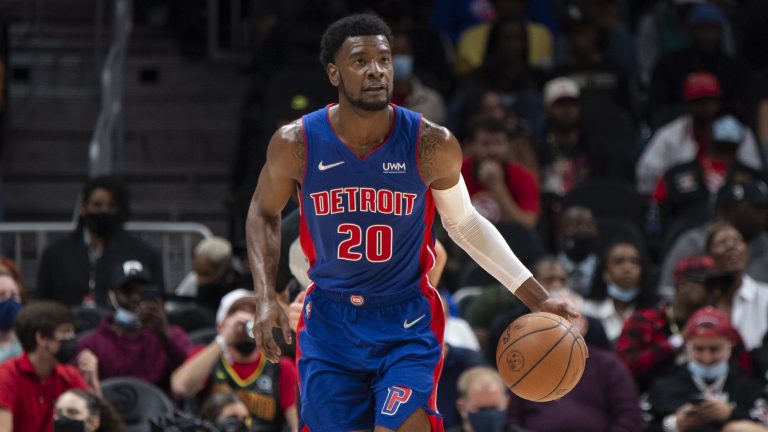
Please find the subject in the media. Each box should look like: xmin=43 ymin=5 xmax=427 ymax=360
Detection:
xmin=101 ymin=377 xmax=174 ymax=432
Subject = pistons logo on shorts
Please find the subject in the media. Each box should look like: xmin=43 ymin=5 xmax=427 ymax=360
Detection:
xmin=350 ymin=295 xmax=365 ymax=306
xmin=381 ymin=385 xmax=412 ymax=416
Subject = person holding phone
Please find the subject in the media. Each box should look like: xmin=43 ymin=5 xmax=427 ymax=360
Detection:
xmin=77 ymin=260 xmax=192 ymax=394
xmin=645 ymin=307 xmax=768 ymax=432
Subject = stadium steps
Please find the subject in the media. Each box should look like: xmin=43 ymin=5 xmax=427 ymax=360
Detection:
xmin=2 ymin=17 xmax=247 ymax=237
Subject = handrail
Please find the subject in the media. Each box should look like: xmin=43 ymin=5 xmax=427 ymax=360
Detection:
xmin=0 ymin=221 xmax=213 ymax=237
xmin=88 ymin=0 xmax=132 ymax=176
xmin=0 ymin=221 xmax=212 ymax=292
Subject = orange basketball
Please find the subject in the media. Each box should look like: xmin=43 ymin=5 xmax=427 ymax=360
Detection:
xmin=495 ymin=312 xmax=588 ymax=402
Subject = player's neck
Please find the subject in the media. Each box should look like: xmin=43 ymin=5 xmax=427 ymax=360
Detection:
xmin=332 ymin=103 xmax=393 ymax=155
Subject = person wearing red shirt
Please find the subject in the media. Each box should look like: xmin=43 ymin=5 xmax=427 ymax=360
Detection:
xmin=171 ymin=289 xmax=298 ymax=432
xmin=461 ymin=114 xmax=540 ymax=229
xmin=0 ymin=301 xmax=99 ymax=432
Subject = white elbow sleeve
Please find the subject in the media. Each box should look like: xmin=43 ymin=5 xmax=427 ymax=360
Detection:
xmin=432 ymin=176 xmax=532 ymax=292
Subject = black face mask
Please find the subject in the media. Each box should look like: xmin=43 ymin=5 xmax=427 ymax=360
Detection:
xmin=563 ymin=233 xmax=596 ymax=262
xmin=55 ymin=338 xmax=79 ymax=364
xmin=53 ymin=417 xmax=85 ymax=432
xmin=83 ymin=212 xmax=121 ymax=237
xmin=198 ymin=269 xmax=239 ymax=305
xmin=233 ymin=340 xmax=258 ymax=356
xmin=214 ymin=418 xmax=249 ymax=432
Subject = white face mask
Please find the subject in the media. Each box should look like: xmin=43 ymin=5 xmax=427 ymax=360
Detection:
xmin=687 ymin=359 xmax=729 ymax=381
xmin=109 ymin=292 xmax=140 ymax=329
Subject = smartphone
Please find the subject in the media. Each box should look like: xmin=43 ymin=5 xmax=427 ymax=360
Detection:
xmin=688 ymin=393 xmax=707 ymax=405
xmin=139 ymin=286 xmax=161 ymax=302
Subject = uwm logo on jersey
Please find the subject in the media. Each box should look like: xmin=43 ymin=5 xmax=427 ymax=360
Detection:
xmin=383 ymin=162 xmax=406 ymax=174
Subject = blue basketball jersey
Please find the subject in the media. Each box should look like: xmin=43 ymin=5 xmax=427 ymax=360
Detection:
xmin=298 ymin=104 xmax=436 ymax=297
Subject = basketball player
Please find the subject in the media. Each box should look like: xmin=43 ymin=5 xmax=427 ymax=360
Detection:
xmin=245 ymin=14 xmax=578 ymax=432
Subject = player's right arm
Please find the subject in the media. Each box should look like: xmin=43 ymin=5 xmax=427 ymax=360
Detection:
xmin=245 ymin=120 xmax=305 ymax=362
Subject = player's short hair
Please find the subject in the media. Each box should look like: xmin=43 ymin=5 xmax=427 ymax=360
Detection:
xmin=319 ymin=14 xmax=393 ymax=67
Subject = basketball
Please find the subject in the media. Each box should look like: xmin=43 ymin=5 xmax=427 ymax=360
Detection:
xmin=496 ymin=312 xmax=588 ymax=402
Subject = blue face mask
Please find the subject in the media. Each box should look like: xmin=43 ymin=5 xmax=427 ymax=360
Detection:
xmin=468 ymin=408 xmax=507 ymax=432
xmin=688 ymin=359 xmax=729 ymax=381
xmin=392 ymin=55 xmax=414 ymax=81
xmin=0 ymin=298 xmax=22 ymax=331
xmin=109 ymin=292 xmax=140 ymax=330
xmin=606 ymin=283 xmax=640 ymax=303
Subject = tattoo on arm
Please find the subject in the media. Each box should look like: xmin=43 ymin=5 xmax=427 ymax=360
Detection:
xmin=418 ymin=119 xmax=441 ymax=183
xmin=289 ymin=120 xmax=306 ymax=176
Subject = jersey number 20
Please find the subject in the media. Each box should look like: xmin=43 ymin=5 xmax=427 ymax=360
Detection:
xmin=337 ymin=224 xmax=393 ymax=262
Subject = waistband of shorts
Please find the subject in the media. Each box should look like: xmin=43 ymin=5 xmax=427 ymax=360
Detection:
xmin=309 ymin=285 xmax=422 ymax=307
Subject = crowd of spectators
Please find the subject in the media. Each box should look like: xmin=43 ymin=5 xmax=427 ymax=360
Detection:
xmin=4 ymin=0 xmax=768 ymax=431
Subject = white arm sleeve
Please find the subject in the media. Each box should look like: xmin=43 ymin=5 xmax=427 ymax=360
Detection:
xmin=432 ymin=176 xmax=532 ymax=293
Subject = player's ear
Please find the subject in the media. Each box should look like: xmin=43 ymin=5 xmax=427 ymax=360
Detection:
xmin=327 ymin=63 xmax=340 ymax=87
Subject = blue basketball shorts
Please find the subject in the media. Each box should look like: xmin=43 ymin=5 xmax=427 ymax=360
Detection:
xmin=296 ymin=284 xmax=445 ymax=431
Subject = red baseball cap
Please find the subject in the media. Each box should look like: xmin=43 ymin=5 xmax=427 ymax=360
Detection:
xmin=674 ymin=255 xmax=719 ymax=283
xmin=683 ymin=72 xmax=721 ymax=101
xmin=684 ymin=307 xmax=736 ymax=341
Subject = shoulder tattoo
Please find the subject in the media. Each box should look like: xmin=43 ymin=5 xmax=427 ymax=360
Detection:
xmin=288 ymin=120 xmax=306 ymax=175
xmin=418 ymin=119 xmax=445 ymax=182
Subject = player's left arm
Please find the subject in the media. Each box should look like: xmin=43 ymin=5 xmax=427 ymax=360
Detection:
xmin=419 ymin=118 xmax=578 ymax=319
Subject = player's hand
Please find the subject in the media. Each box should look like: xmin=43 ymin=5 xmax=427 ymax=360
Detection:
xmin=252 ymin=298 xmax=292 ymax=363
xmin=538 ymin=297 xmax=580 ymax=321
xmin=288 ymin=291 xmax=307 ymax=332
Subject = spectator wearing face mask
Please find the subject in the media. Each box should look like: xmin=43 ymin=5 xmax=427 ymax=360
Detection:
xmin=36 ymin=176 xmax=164 ymax=307
xmin=651 ymin=115 xmax=765 ymax=239
xmin=616 ymin=255 xmax=737 ymax=393
xmin=77 ymin=262 xmax=191 ymax=393
xmin=171 ymin=289 xmax=298 ymax=432
xmin=175 ymin=237 xmax=247 ymax=310
xmin=0 ymin=272 xmax=25 ymax=363
xmin=391 ymin=32 xmax=446 ymax=125
xmin=0 ymin=301 xmax=100 ymax=431
xmin=645 ymin=307 xmax=768 ymax=432
xmin=448 ymin=366 xmax=527 ymax=432
xmin=53 ymin=389 xmax=125 ymax=432
xmin=556 ymin=206 xmax=600 ymax=297
xmin=200 ymin=392 xmax=252 ymax=432
xmin=583 ymin=241 xmax=657 ymax=344
xmin=637 ymin=72 xmax=762 ymax=195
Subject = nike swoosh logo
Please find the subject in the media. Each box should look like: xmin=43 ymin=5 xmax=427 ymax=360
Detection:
xmin=403 ymin=314 xmax=426 ymax=329
xmin=318 ymin=160 xmax=345 ymax=171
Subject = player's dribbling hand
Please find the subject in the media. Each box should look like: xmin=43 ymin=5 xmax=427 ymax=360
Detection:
xmin=288 ymin=291 xmax=307 ymax=332
xmin=538 ymin=297 xmax=581 ymax=321
xmin=252 ymin=299 xmax=293 ymax=363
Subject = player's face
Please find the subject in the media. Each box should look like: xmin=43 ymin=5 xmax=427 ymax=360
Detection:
xmin=707 ymin=226 xmax=748 ymax=273
xmin=329 ymin=35 xmax=393 ymax=112
xmin=686 ymin=336 xmax=731 ymax=366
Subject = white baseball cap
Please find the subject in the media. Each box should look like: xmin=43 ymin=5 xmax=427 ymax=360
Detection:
xmin=544 ymin=77 xmax=580 ymax=106
xmin=215 ymin=288 xmax=255 ymax=325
